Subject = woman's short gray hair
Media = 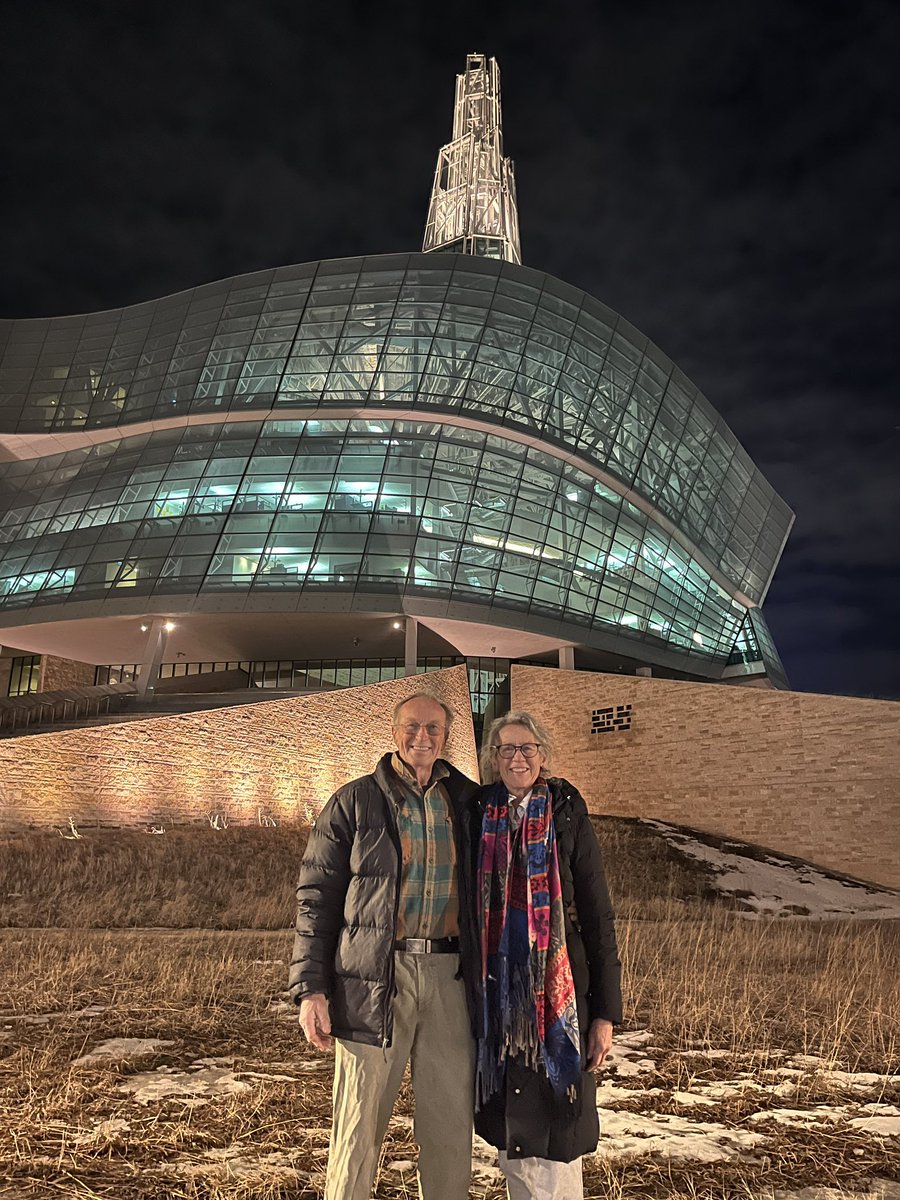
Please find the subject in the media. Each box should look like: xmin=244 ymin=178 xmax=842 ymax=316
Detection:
xmin=479 ymin=710 xmax=553 ymax=783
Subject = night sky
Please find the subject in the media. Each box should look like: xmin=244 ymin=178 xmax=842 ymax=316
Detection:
xmin=2 ymin=0 xmax=898 ymax=699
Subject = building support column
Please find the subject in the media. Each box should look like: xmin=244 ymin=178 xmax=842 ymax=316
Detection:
xmin=404 ymin=617 xmax=418 ymax=677
xmin=137 ymin=618 xmax=171 ymax=699
xmin=0 ymin=647 xmax=11 ymax=698
xmin=558 ymin=645 xmax=575 ymax=671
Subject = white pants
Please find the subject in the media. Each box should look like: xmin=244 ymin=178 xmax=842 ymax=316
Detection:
xmin=498 ymin=1150 xmax=584 ymax=1200
xmin=325 ymin=951 xmax=474 ymax=1200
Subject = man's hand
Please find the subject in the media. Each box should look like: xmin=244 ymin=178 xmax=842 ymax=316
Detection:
xmin=299 ymin=993 xmax=333 ymax=1052
xmin=586 ymin=1018 xmax=613 ymax=1070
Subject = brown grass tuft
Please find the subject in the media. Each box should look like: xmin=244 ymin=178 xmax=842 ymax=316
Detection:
xmin=0 ymin=826 xmax=309 ymax=929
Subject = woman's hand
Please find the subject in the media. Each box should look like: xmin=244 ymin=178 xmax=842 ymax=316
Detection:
xmin=586 ymin=1018 xmax=613 ymax=1070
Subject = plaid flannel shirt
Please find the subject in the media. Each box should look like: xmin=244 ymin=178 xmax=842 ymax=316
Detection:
xmin=389 ymin=752 xmax=459 ymax=940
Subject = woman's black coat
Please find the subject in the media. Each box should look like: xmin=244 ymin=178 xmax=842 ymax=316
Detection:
xmin=460 ymin=776 xmax=623 ymax=1162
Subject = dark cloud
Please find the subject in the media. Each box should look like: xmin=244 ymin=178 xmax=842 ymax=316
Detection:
xmin=1 ymin=0 xmax=897 ymax=697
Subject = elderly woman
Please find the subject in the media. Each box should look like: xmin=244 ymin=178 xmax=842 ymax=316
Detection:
xmin=467 ymin=710 xmax=622 ymax=1200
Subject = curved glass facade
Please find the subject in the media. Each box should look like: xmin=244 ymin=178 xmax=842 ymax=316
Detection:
xmin=0 ymin=418 xmax=750 ymax=662
xmin=0 ymin=253 xmax=792 ymax=677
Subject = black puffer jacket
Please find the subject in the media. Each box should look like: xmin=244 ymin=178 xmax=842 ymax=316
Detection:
xmin=461 ymin=777 xmax=622 ymax=1161
xmin=288 ymin=754 xmax=479 ymax=1047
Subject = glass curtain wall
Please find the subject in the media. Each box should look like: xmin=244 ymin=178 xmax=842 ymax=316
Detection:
xmin=0 ymin=255 xmax=792 ymax=606
xmin=1 ymin=419 xmax=749 ymax=663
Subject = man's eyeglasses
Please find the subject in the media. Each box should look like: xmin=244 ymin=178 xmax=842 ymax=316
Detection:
xmin=398 ymin=722 xmax=446 ymax=737
xmin=494 ymin=743 xmax=541 ymax=759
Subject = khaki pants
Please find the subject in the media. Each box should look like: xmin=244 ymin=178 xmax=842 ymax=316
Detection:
xmin=325 ymin=951 xmax=474 ymax=1200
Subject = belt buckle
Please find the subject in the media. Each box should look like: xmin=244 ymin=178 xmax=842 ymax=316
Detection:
xmin=406 ymin=938 xmax=428 ymax=954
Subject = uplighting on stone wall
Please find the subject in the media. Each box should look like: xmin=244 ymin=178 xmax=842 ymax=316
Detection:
xmin=0 ymin=668 xmax=477 ymax=831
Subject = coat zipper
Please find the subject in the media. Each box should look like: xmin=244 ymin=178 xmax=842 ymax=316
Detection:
xmin=383 ymin=790 xmax=403 ymax=1050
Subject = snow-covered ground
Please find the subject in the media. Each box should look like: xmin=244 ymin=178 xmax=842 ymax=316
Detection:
xmin=7 ymin=1011 xmax=896 ymax=1197
xmin=54 ymin=1024 xmax=899 ymax=1191
xmin=643 ymin=820 xmax=900 ymax=919
xmin=594 ymin=1030 xmax=900 ymax=1156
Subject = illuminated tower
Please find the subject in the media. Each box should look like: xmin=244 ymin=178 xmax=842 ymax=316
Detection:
xmin=422 ymin=53 xmax=521 ymax=263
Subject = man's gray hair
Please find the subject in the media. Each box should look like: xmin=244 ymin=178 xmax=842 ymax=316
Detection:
xmin=392 ymin=691 xmax=455 ymax=733
xmin=479 ymin=710 xmax=553 ymax=782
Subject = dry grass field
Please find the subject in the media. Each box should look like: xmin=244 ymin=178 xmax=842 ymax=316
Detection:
xmin=1 ymin=819 xmax=898 ymax=1199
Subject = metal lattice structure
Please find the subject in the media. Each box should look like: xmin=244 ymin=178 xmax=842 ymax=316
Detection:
xmin=422 ymin=54 xmax=521 ymax=264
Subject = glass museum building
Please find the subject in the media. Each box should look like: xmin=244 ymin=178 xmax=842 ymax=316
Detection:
xmin=0 ymin=59 xmax=793 ymax=714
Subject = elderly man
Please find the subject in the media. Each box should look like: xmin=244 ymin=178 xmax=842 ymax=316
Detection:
xmin=289 ymin=691 xmax=479 ymax=1200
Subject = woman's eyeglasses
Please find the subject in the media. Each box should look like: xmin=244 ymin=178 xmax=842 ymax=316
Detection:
xmin=493 ymin=743 xmax=541 ymax=759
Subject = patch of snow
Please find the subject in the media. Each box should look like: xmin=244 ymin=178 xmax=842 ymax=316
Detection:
xmin=672 ymin=1091 xmax=718 ymax=1107
xmin=750 ymin=1104 xmax=853 ymax=1127
xmin=119 ymin=1064 xmax=251 ymax=1105
xmin=599 ymin=1031 xmax=657 ymax=1078
xmin=694 ymin=1078 xmax=766 ymax=1098
xmin=605 ymin=1054 xmax=657 ymax=1078
xmin=643 ymin=820 xmax=900 ymax=920
xmin=783 ymin=1058 xmax=900 ymax=1092
xmin=255 ymin=1058 xmax=328 ymax=1074
xmin=597 ymin=1081 xmax=663 ymax=1102
xmin=615 ymin=1030 xmax=655 ymax=1049
xmin=385 ymin=1160 xmax=416 ymax=1173
xmin=596 ymin=1109 xmax=766 ymax=1161
xmin=749 ymin=1102 xmax=900 ymax=1136
xmin=241 ymin=1069 xmax=300 ymax=1083
xmin=268 ymin=998 xmax=301 ymax=1022
xmin=73 ymin=1037 xmax=174 ymax=1065
xmin=70 ymin=1118 xmax=132 ymax=1144
xmin=2 ymin=1003 xmax=107 ymax=1025
xmin=848 ymin=1105 xmax=900 ymax=1137
xmin=175 ymin=1147 xmax=305 ymax=1184
xmin=472 ymin=1134 xmax=503 ymax=1180
xmin=117 ymin=1054 xmax=329 ymax=1105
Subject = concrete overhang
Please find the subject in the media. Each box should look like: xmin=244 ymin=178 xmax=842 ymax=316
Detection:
xmin=0 ymin=589 xmax=726 ymax=680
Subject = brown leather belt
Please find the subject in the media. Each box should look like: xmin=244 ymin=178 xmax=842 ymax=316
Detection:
xmin=394 ymin=937 xmax=460 ymax=954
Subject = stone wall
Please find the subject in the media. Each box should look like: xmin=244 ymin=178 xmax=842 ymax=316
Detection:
xmin=38 ymin=654 xmax=96 ymax=692
xmin=0 ymin=667 xmax=476 ymax=830
xmin=510 ymin=665 xmax=900 ymax=889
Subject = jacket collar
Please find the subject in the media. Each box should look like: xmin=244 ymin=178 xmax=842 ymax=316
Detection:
xmin=375 ymin=751 xmax=476 ymax=814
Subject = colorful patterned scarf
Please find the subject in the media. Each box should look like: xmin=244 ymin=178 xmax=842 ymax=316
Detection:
xmin=476 ymin=778 xmax=581 ymax=1106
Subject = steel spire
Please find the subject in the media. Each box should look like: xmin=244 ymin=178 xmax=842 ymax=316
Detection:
xmin=422 ymin=54 xmax=521 ymax=264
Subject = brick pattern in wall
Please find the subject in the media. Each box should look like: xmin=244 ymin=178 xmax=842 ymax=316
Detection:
xmin=38 ymin=654 xmax=96 ymax=692
xmin=511 ymin=665 xmax=900 ymax=889
xmin=0 ymin=667 xmax=477 ymax=831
